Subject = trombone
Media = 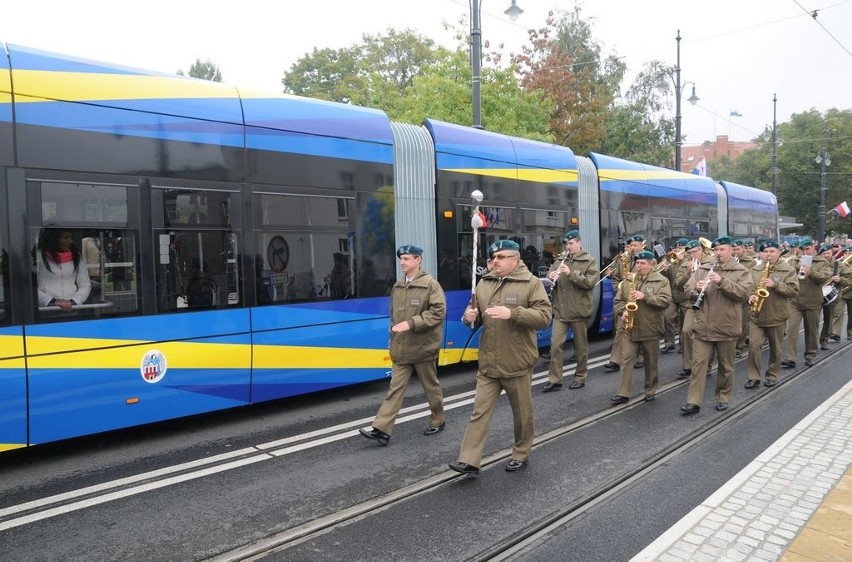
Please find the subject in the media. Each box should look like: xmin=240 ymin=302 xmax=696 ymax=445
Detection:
xmin=595 ymin=249 xmax=630 ymax=287
xmin=650 ymin=247 xmax=688 ymax=273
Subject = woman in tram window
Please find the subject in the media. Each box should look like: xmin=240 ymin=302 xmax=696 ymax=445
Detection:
xmin=36 ymin=228 xmax=91 ymax=311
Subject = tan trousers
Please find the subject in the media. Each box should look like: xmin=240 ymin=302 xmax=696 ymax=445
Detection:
xmin=617 ymin=339 xmax=660 ymax=397
xmin=372 ymin=361 xmax=444 ymax=434
xmin=687 ymin=339 xmax=736 ymax=405
xmin=747 ymin=322 xmax=785 ymax=382
xmin=784 ymin=302 xmax=820 ymax=362
xmin=612 ymin=317 xmax=625 ymax=366
xmin=681 ymin=308 xmax=695 ymax=370
xmin=663 ymin=302 xmax=677 ymax=346
xmin=736 ymin=302 xmax=749 ymax=350
xmin=548 ymin=319 xmax=589 ymax=384
xmin=831 ymin=298 xmax=850 ymax=336
xmin=458 ymin=371 xmax=534 ymax=467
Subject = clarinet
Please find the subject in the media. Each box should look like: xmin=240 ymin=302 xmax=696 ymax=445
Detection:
xmin=692 ymin=260 xmax=718 ymax=310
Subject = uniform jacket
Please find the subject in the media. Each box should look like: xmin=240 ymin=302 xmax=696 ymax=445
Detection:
xmin=614 ymin=270 xmax=672 ymax=342
xmin=841 ymin=261 xmax=852 ymax=301
xmin=548 ymin=250 xmax=597 ymax=322
xmin=389 ymin=269 xmax=446 ymax=364
xmin=748 ymin=259 xmax=798 ymax=326
xmin=674 ymin=254 xmax=712 ymax=305
xmin=790 ymin=255 xmax=832 ymax=310
xmin=471 ymin=262 xmax=552 ymax=378
xmin=685 ymin=258 xmax=753 ymax=341
xmin=37 ymin=255 xmax=92 ymax=307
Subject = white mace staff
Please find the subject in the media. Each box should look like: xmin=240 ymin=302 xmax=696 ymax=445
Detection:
xmin=470 ymin=190 xmax=485 ymax=300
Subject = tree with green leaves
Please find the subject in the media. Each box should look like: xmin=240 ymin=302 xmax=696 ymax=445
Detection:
xmin=513 ymin=8 xmax=624 ymax=155
xmin=178 ymin=59 xmax=222 ymax=82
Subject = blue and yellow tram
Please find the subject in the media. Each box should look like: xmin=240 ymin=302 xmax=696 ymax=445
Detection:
xmin=0 ymin=43 xmax=777 ymax=451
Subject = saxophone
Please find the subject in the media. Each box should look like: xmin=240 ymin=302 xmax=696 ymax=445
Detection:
xmin=624 ymin=273 xmax=638 ymax=332
xmin=750 ymin=261 xmax=771 ymax=314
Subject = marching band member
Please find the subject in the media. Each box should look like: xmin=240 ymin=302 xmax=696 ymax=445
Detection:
xmin=543 ymin=230 xmax=598 ymax=392
xmin=610 ymin=250 xmax=672 ymax=404
xmin=680 ymin=237 xmax=753 ymax=415
xmin=603 ymin=234 xmax=646 ymax=372
xmin=673 ymin=240 xmax=711 ymax=379
xmin=744 ymin=240 xmax=798 ymax=389
xmin=782 ymin=238 xmax=831 ymax=368
xmin=733 ymin=239 xmax=756 ymax=357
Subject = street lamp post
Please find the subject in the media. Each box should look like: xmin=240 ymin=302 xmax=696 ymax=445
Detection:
xmin=470 ymin=0 xmax=523 ymax=129
xmin=816 ymin=147 xmax=831 ymax=243
xmin=661 ymin=31 xmax=699 ymax=172
xmin=771 ymin=93 xmax=778 ymax=196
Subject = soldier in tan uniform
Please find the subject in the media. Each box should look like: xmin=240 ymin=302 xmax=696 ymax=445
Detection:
xmin=745 ymin=240 xmax=798 ymax=389
xmin=681 ymin=236 xmax=753 ymax=414
xmin=543 ymin=230 xmax=598 ymax=391
xmin=782 ymin=238 xmax=832 ymax=368
xmin=449 ymin=240 xmax=551 ymax=476
xmin=733 ymin=239 xmax=756 ymax=357
xmin=674 ymin=240 xmax=711 ymax=378
xmin=360 ymin=245 xmax=446 ymax=446
xmin=603 ymin=235 xmax=646 ymax=372
xmin=610 ymin=250 xmax=672 ymax=404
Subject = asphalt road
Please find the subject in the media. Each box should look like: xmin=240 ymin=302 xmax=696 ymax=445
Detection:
xmin=1 ymin=334 xmax=849 ymax=561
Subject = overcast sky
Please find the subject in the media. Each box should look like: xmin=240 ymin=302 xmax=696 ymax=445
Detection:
xmin=3 ymin=0 xmax=851 ymax=146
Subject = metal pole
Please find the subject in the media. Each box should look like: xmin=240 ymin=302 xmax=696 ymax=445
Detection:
xmin=674 ymin=30 xmax=682 ymax=172
xmin=771 ymin=94 xmax=778 ymax=196
xmin=471 ymin=0 xmax=483 ymax=129
xmin=818 ymin=148 xmax=827 ymax=243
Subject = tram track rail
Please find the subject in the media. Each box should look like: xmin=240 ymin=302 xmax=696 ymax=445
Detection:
xmin=206 ymin=339 xmax=842 ymax=562
xmin=0 ymin=336 xmax=841 ymax=560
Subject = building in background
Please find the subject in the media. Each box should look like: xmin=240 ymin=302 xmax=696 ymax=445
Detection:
xmin=681 ymin=136 xmax=758 ymax=174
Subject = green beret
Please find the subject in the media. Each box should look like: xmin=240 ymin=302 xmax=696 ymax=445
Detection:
xmin=628 ymin=235 xmax=645 ymax=243
xmin=396 ymin=244 xmax=423 ymax=257
xmin=489 ymin=240 xmax=520 ymax=256
xmin=759 ymin=240 xmax=780 ymax=251
xmin=712 ymin=236 xmax=733 ymax=248
xmin=675 ymin=238 xmax=689 ymax=247
xmin=635 ymin=250 xmax=655 ymax=261
xmin=818 ymin=244 xmax=833 ymax=254
xmin=563 ymin=230 xmax=580 ymax=242
xmin=685 ymin=240 xmax=701 ymax=250
xmin=799 ymin=237 xmax=814 ymax=247
xmin=732 ymin=239 xmax=744 ymax=247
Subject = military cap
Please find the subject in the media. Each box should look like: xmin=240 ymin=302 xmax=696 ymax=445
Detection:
xmin=489 ymin=239 xmax=520 ymax=256
xmin=846 ymin=244 xmax=852 ymax=252
xmin=685 ymin=240 xmax=701 ymax=250
xmin=627 ymin=234 xmax=646 ymax=243
xmin=563 ymin=229 xmax=581 ymax=242
xmin=818 ymin=244 xmax=834 ymax=254
xmin=396 ymin=244 xmax=423 ymax=258
xmin=758 ymin=240 xmax=780 ymax=251
xmin=744 ymin=239 xmax=754 ymax=246
xmin=799 ymin=236 xmax=814 ymax=247
xmin=635 ymin=250 xmax=656 ymax=261
xmin=711 ymin=236 xmax=733 ymax=248
xmin=675 ymin=238 xmax=689 ymax=247
xmin=732 ymin=239 xmax=744 ymax=247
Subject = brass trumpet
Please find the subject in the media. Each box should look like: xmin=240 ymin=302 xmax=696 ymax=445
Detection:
xmin=666 ymin=248 xmax=686 ymax=263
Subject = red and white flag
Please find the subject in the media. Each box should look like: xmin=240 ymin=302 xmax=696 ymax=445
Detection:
xmin=833 ymin=201 xmax=851 ymax=218
xmin=471 ymin=210 xmax=487 ymax=229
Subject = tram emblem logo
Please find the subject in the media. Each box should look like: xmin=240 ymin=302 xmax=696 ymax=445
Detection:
xmin=140 ymin=350 xmax=168 ymax=384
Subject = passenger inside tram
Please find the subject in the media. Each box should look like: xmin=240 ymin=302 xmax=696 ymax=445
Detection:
xmin=36 ymin=228 xmax=91 ymax=311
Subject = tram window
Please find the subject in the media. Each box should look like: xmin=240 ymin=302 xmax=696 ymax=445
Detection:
xmin=40 ymin=182 xmax=128 ymax=224
xmin=256 ymin=232 xmax=357 ymax=303
xmin=256 ymin=194 xmax=353 ymax=228
xmin=32 ymin=228 xmax=140 ymax=322
xmin=163 ymin=190 xmax=232 ymax=227
xmin=155 ymin=230 xmax=240 ymax=312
